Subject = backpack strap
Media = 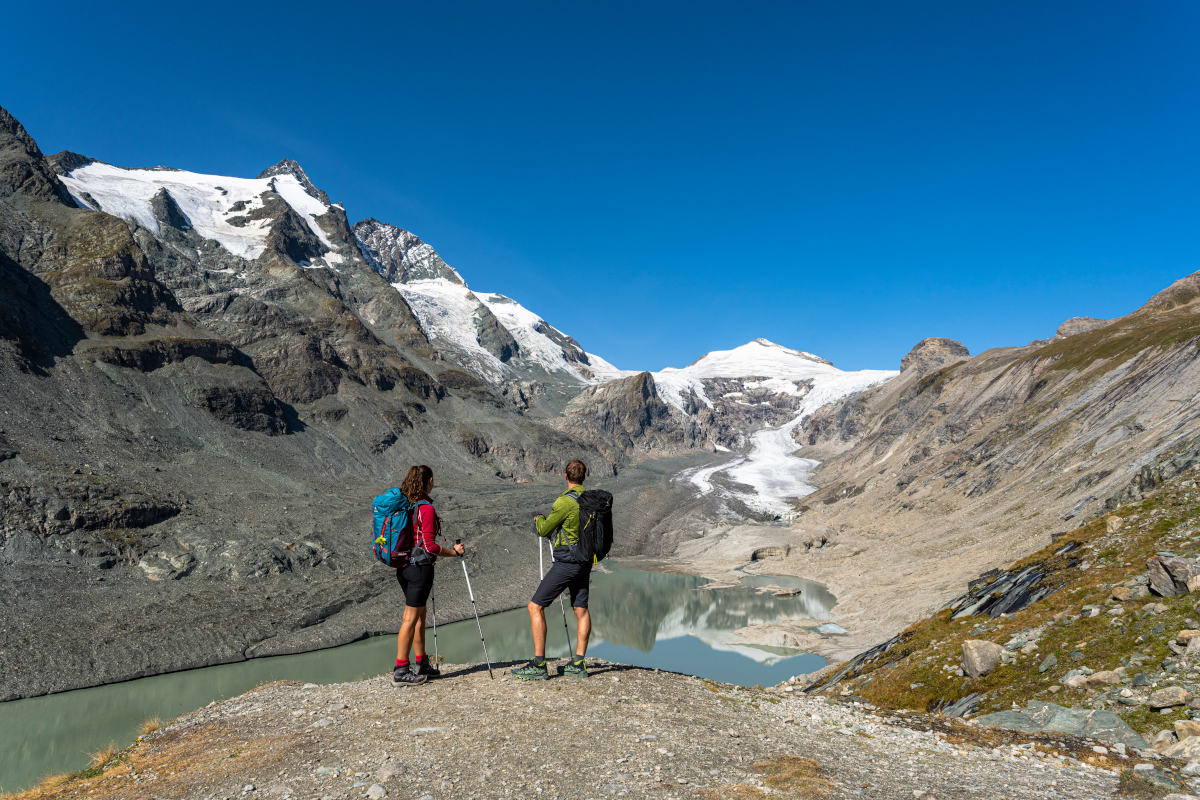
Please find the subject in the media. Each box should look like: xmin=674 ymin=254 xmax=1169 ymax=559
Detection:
xmin=411 ymin=500 xmax=439 ymax=546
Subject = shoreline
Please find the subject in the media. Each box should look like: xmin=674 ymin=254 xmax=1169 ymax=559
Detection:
xmin=637 ymin=520 xmax=996 ymax=666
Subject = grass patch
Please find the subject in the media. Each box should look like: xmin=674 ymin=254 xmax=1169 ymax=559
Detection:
xmin=139 ymin=717 xmax=162 ymax=735
xmin=755 ymin=756 xmax=831 ymax=797
xmin=697 ymin=757 xmax=832 ymax=799
xmin=87 ymin=741 xmax=118 ymax=771
xmin=1117 ymin=768 xmax=1175 ymax=798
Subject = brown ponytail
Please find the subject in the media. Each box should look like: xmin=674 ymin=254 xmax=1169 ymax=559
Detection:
xmin=401 ymin=465 xmax=433 ymax=502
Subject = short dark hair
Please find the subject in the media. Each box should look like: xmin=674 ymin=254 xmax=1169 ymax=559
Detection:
xmin=565 ymin=459 xmax=587 ymax=483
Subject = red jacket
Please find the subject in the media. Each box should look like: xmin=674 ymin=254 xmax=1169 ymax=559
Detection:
xmin=412 ymin=495 xmax=440 ymax=558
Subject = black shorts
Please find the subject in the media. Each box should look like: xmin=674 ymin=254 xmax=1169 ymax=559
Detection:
xmin=531 ymin=561 xmax=591 ymax=609
xmin=396 ymin=562 xmax=434 ymax=607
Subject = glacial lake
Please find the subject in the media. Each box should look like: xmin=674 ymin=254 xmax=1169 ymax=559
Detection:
xmin=0 ymin=564 xmax=834 ymax=791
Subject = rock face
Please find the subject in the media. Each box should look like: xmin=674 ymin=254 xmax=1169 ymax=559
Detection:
xmin=899 ymin=337 xmax=971 ymax=378
xmin=973 ymin=701 xmax=1148 ymax=749
xmin=554 ymin=372 xmax=687 ymax=461
xmin=352 ymin=218 xmax=463 ymax=284
xmin=961 ymin=640 xmax=1003 ymax=677
xmin=788 ymin=261 xmax=1200 ymax=668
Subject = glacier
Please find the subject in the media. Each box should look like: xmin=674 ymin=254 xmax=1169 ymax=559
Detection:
xmin=660 ymin=339 xmax=898 ymax=515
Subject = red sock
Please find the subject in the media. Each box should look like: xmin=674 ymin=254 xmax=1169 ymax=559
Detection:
xmin=396 ymin=658 xmax=409 ymax=668
xmin=416 ymin=654 xmax=428 ymax=663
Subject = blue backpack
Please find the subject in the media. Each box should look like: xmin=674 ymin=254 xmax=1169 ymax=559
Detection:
xmin=371 ymin=489 xmax=429 ymax=568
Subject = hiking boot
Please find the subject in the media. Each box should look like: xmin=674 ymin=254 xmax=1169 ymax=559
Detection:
xmin=562 ymin=657 xmax=588 ymax=679
xmin=512 ymin=659 xmax=550 ymax=681
xmin=391 ymin=667 xmax=427 ymax=687
xmin=413 ymin=658 xmax=441 ymax=678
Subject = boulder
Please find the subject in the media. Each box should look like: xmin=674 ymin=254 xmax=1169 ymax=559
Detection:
xmin=1038 ymin=653 xmax=1058 ymax=673
xmin=376 ymin=762 xmax=405 ymax=782
xmin=1149 ymin=686 xmax=1191 ymax=709
xmin=1153 ymin=729 xmax=1179 ymax=750
xmin=1147 ymin=556 xmax=1200 ymax=597
xmin=973 ymin=701 xmax=1148 ymax=749
xmin=962 ymin=640 xmax=1003 ymax=678
xmin=1086 ymin=670 xmax=1122 ymax=686
xmin=1107 ymin=516 xmax=1124 ymax=533
xmin=366 ymin=785 xmax=387 ymax=800
xmin=1176 ymin=630 xmax=1200 ymax=646
xmin=1162 ymin=735 xmax=1200 ymax=760
xmin=1174 ymin=720 xmax=1200 ymax=741
xmin=1064 ymin=674 xmax=1089 ymax=690
xmin=1113 ymin=586 xmax=1132 ymax=601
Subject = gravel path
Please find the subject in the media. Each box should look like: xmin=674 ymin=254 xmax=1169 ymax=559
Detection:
xmin=39 ymin=660 xmax=1129 ymax=800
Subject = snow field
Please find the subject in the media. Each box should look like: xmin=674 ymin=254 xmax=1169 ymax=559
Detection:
xmin=60 ymin=163 xmax=340 ymax=263
xmin=395 ymin=278 xmax=630 ymax=385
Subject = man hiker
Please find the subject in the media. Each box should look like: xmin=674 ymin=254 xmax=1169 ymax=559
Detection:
xmin=513 ymin=459 xmax=592 ymax=680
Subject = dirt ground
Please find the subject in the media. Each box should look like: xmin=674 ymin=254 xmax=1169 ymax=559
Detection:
xmin=16 ymin=659 xmax=1132 ymax=800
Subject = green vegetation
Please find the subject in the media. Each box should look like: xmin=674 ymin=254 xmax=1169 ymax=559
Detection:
xmin=1026 ymin=311 xmax=1200 ymax=375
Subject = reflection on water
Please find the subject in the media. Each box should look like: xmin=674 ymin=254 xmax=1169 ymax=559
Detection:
xmin=0 ymin=564 xmax=833 ymax=791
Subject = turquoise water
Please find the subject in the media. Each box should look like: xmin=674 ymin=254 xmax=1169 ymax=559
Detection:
xmin=0 ymin=565 xmax=833 ymax=791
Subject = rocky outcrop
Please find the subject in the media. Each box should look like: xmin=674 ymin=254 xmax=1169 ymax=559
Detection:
xmin=45 ymin=150 xmax=96 ymax=177
xmin=973 ymin=702 xmax=1148 ymax=750
xmin=1146 ymin=556 xmax=1200 ymax=598
xmin=536 ymin=320 xmax=590 ymax=368
xmin=0 ymin=106 xmax=75 ymax=207
xmin=351 ymin=218 xmax=464 ymax=284
xmin=554 ymin=372 xmax=687 ymax=461
xmin=471 ymin=295 xmax=520 ymax=362
xmin=1055 ymin=316 xmax=1108 ymax=338
xmin=1105 ymin=434 xmax=1200 ymax=509
xmin=39 ymin=212 xmax=183 ymax=336
xmin=150 ymin=187 xmax=191 ymax=231
xmin=899 ymin=337 xmax=970 ymax=378
xmin=79 ymin=336 xmax=244 ymax=372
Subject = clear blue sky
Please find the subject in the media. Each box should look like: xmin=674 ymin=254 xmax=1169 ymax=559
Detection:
xmin=3 ymin=1 xmax=1198 ymax=372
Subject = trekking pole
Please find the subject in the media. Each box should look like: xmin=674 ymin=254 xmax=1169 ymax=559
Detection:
xmin=430 ymin=593 xmax=438 ymax=666
xmin=457 ymin=540 xmax=493 ymax=679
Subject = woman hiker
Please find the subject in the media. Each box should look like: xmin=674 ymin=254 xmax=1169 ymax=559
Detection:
xmin=392 ymin=465 xmax=464 ymax=687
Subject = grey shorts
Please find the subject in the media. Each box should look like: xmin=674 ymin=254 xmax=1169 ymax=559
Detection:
xmin=531 ymin=561 xmax=591 ymax=609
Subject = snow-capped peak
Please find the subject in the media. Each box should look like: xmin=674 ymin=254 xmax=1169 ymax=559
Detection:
xmin=651 ymin=338 xmax=893 ymax=413
xmin=256 ymin=159 xmax=329 ymax=204
xmin=672 ymin=338 xmax=833 ymax=377
xmin=58 ymin=161 xmax=340 ymax=263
